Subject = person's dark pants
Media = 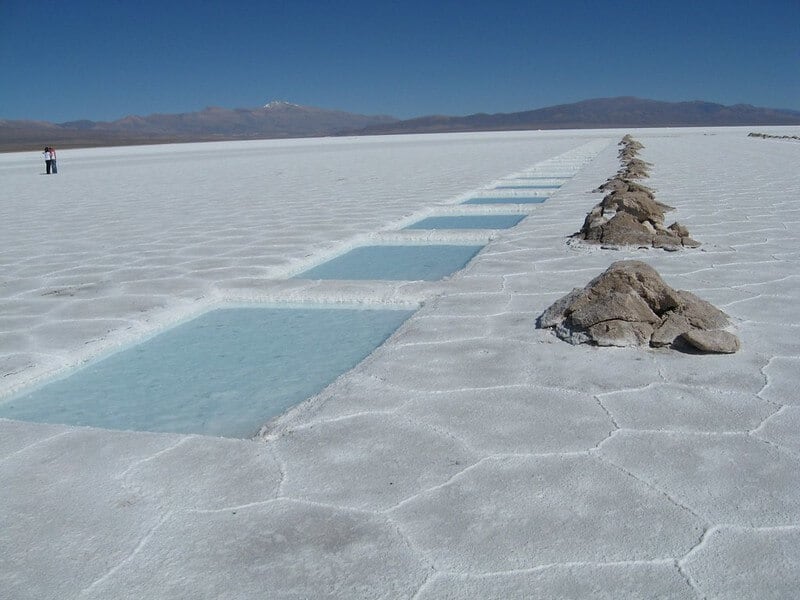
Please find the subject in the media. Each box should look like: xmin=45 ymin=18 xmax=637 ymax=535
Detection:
xmin=45 ymin=160 xmax=51 ymax=174
xmin=51 ymin=160 xmax=57 ymax=174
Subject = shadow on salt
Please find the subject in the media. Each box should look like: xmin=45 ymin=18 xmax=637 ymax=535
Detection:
xmin=0 ymin=306 xmax=414 ymax=438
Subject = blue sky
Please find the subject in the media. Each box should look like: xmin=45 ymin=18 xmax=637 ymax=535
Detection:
xmin=2 ymin=0 xmax=798 ymax=122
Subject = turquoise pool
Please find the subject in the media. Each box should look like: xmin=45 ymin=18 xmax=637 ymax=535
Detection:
xmin=295 ymin=244 xmax=484 ymax=281
xmin=404 ymin=215 xmax=525 ymax=230
xmin=0 ymin=307 xmax=414 ymax=438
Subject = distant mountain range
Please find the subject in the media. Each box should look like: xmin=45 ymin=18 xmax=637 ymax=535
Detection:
xmin=0 ymin=101 xmax=397 ymax=151
xmin=2 ymin=97 xmax=799 ymax=151
xmin=344 ymin=97 xmax=800 ymax=135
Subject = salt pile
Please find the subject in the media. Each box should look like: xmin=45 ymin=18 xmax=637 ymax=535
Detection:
xmin=538 ymin=260 xmax=740 ymax=353
xmin=573 ymin=135 xmax=699 ymax=250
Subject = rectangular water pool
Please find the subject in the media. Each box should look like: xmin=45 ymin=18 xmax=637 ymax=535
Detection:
xmin=0 ymin=307 xmax=414 ymax=438
xmin=295 ymin=244 xmax=483 ymax=281
xmin=463 ymin=197 xmax=548 ymax=205
xmin=404 ymin=215 xmax=525 ymax=230
xmin=493 ymin=185 xmax=561 ymax=190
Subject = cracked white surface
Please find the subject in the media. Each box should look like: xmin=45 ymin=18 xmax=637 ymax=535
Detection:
xmin=80 ymin=499 xmax=430 ymax=600
xmin=390 ymin=455 xmax=704 ymax=572
xmin=754 ymin=406 xmax=800 ymax=457
xmin=2 ymin=128 xmax=800 ymax=598
xmin=598 ymin=383 xmax=775 ymax=432
xmin=275 ymin=413 xmax=478 ymax=511
xmin=681 ymin=526 xmax=800 ymax=599
xmin=415 ymin=563 xmax=695 ymax=599
xmin=599 ymin=431 xmax=800 ymax=526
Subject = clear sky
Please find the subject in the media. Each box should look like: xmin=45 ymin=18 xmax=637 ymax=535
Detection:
xmin=2 ymin=0 xmax=798 ymax=123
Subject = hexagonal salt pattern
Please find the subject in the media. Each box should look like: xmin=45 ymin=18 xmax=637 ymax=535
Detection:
xmin=399 ymin=386 xmax=613 ymax=455
xmin=0 ymin=427 xmax=184 ymax=600
xmin=371 ymin=337 xmax=535 ymax=391
xmin=275 ymin=413 xmax=478 ymax=511
xmin=390 ymin=455 xmax=704 ymax=573
xmin=754 ymin=406 xmax=800 ymax=457
xmin=4 ymin=131 xmax=800 ymax=598
xmin=0 ymin=417 xmax=70 ymax=459
xmin=599 ymin=431 xmax=800 ymax=526
xmin=598 ymin=383 xmax=775 ymax=432
xmin=760 ymin=357 xmax=800 ymax=405
xmin=416 ymin=563 xmax=695 ymax=599
xmin=122 ymin=435 xmax=282 ymax=511
xmin=80 ymin=500 xmax=429 ymax=600
xmin=682 ymin=527 xmax=800 ymax=600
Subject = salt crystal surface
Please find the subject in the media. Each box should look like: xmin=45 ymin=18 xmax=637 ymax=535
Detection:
xmin=2 ymin=128 xmax=800 ymax=599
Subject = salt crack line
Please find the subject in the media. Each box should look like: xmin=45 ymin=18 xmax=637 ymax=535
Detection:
xmin=748 ymin=404 xmax=787 ymax=436
xmin=276 ymin=409 xmax=403 ymax=432
xmin=383 ymin=457 xmax=490 ymax=513
xmin=409 ymin=571 xmax=440 ymax=600
xmin=675 ymin=554 xmax=706 ymax=599
xmin=191 ymin=499 xmax=276 ymax=515
xmin=677 ymin=525 xmax=719 ymax=568
xmin=258 ymin=495 xmax=385 ymax=517
xmin=267 ymin=444 xmax=288 ymax=499
xmin=117 ymin=435 xmax=194 ymax=481
xmin=611 ymin=428 xmax=757 ymax=437
xmin=399 ymin=415 xmax=480 ymax=456
xmin=748 ymin=433 xmax=800 ymax=461
xmin=384 ymin=451 xmax=601 ymax=514
xmin=594 ymin=452 xmax=706 ymax=522
xmin=434 ymin=557 xmax=679 ymax=579
xmin=756 ymin=355 xmax=793 ymax=406
xmin=383 ymin=517 xmax=441 ymax=581
xmin=393 ymin=336 xmax=490 ymax=349
xmin=487 ymin=450 xmax=594 ymax=461
xmin=79 ymin=513 xmax=170 ymax=596
xmin=0 ymin=428 xmax=72 ymax=465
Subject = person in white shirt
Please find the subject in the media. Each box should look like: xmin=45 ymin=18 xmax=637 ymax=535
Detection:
xmin=43 ymin=147 xmax=52 ymax=174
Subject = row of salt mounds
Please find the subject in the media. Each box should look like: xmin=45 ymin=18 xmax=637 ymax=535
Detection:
xmin=572 ymin=135 xmax=700 ymax=250
xmin=537 ymin=260 xmax=740 ymax=353
xmin=748 ymin=131 xmax=800 ymax=141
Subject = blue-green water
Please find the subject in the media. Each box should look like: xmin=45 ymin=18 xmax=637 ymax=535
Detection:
xmin=463 ymin=197 xmax=548 ymax=205
xmin=0 ymin=307 xmax=414 ymax=438
xmin=295 ymin=245 xmax=483 ymax=281
xmin=493 ymin=185 xmax=561 ymax=190
xmin=404 ymin=215 xmax=525 ymax=230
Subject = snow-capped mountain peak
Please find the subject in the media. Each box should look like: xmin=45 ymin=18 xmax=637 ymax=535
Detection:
xmin=263 ymin=100 xmax=301 ymax=110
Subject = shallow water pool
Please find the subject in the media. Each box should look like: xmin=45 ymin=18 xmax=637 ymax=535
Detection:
xmin=404 ymin=215 xmax=525 ymax=230
xmin=295 ymin=244 xmax=483 ymax=280
xmin=0 ymin=307 xmax=414 ymax=438
xmin=463 ymin=197 xmax=548 ymax=205
xmin=493 ymin=184 xmax=561 ymax=189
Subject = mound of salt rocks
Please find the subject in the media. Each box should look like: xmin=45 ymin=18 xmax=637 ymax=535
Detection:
xmin=538 ymin=260 xmax=740 ymax=353
xmin=574 ymin=136 xmax=699 ymax=250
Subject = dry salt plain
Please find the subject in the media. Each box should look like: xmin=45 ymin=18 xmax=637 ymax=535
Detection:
xmin=1 ymin=127 xmax=799 ymax=599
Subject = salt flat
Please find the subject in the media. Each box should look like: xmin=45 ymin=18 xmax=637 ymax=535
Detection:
xmin=1 ymin=128 xmax=799 ymax=598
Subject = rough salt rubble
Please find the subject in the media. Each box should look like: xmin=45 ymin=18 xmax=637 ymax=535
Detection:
xmin=1 ymin=127 xmax=800 ymax=599
xmin=538 ymin=260 xmax=740 ymax=353
xmin=574 ymin=135 xmax=700 ymax=250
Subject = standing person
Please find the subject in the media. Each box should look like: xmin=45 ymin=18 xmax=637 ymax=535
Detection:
xmin=43 ymin=147 xmax=52 ymax=174
xmin=49 ymin=146 xmax=57 ymax=174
